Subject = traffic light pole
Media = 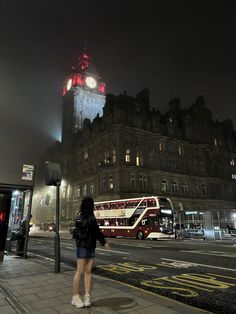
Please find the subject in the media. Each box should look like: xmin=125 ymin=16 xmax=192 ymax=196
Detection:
xmin=54 ymin=183 xmax=60 ymax=273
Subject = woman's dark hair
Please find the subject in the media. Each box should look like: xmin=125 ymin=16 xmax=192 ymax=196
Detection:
xmin=80 ymin=196 xmax=95 ymax=221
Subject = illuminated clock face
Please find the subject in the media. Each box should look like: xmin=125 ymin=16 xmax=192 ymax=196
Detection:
xmin=85 ymin=76 xmax=97 ymax=89
xmin=66 ymin=78 xmax=72 ymax=91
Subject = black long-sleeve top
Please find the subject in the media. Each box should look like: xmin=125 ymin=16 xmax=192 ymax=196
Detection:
xmin=75 ymin=215 xmax=106 ymax=248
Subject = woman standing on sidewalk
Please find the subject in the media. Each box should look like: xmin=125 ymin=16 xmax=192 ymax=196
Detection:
xmin=72 ymin=196 xmax=111 ymax=308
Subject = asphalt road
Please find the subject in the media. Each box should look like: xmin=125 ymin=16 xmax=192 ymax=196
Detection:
xmin=26 ymin=232 xmax=236 ymax=313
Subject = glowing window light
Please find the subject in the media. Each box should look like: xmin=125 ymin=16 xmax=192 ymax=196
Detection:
xmin=98 ymin=83 xmax=106 ymax=94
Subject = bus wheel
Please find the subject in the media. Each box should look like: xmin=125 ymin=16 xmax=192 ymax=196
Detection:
xmin=136 ymin=231 xmax=144 ymax=240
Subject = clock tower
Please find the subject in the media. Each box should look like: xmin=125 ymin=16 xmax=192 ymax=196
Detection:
xmin=62 ymin=52 xmax=106 ymax=141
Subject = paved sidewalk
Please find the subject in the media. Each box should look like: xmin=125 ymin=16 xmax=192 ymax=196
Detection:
xmin=0 ymin=254 xmax=208 ymax=314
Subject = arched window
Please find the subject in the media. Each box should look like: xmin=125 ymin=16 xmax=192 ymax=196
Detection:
xmin=182 ymin=182 xmax=188 ymax=194
xmin=108 ymin=175 xmax=114 ymax=190
xmin=172 ymin=181 xmax=178 ymax=193
xmin=90 ymin=184 xmax=94 ymax=194
xmin=202 ymin=183 xmax=207 ymax=195
xmin=136 ymin=152 xmax=143 ymax=166
xmin=195 ymin=184 xmax=199 ymax=194
xmin=112 ymin=150 xmax=116 ymax=163
xmin=161 ymin=180 xmax=168 ymax=192
xmin=125 ymin=149 xmax=131 ymax=162
xmin=130 ymin=173 xmax=135 ymax=189
xmin=83 ymin=184 xmax=87 ymax=196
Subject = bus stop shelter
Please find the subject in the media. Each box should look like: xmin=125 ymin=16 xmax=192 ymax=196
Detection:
xmin=0 ymin=164 xmax=35 ymax=261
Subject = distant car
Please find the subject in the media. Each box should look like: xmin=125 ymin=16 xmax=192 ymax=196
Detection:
xmin=214 ymin=229 xmax=234 ymax=241
xmin=39 ymin=222 xmax=56 ymax=232
xmin=48 ymin=222 xmax=56 ymax=232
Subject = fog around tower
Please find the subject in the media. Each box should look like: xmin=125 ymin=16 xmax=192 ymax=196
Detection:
xmin=1 ymin=1 xmax=236 ymax=183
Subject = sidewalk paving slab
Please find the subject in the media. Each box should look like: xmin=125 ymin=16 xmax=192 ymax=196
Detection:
xmin=0 ymin=254 xmax=209 ymax=314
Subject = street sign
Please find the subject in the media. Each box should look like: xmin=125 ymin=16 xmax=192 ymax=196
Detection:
xmin=22 ymin=164 xmax=34 ymax=181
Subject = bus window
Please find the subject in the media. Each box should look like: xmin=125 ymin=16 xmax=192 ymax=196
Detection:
xmin=147 ymin=198 xmax=156 ymax=207
xmin=140 ymin=200 xmax=147 ymax=207
xmin=131 ymin=200 xmax=141 ymax=208
xmin=158 ymin=197 xmax=172 ymax=210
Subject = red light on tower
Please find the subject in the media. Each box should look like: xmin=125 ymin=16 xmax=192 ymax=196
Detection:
xmin=72 ymin=75 xmax=77 ymax=86
xmin=76 ymin=74 xmax=84 ymax=86
xmin=78 ymin=52 xmax=91 ymax=71
xmin=98 ymin=83 xmax=106 ymax=94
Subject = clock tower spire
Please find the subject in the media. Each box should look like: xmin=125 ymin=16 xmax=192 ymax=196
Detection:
xmin=62 ymin=51 xmax=106 ymax=141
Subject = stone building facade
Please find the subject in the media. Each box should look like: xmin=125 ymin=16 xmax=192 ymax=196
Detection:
xmin=37 ymin=88 xmax=236 ymax=227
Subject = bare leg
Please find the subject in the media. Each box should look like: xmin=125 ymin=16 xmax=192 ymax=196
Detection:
xmin=84 ymin=259 xmax=94 ymax=295
xmin=73 ymin=259 xmax=85 ymax=295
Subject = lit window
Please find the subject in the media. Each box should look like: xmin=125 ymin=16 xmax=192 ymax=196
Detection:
xmin=161 ymin=180 xmax=168 ymax=192
xmin=125 ymin=149 xmax=131 ymax=162
xmin=108 ymin=175 xmax=114 ymax=190
xmin=112 ymin=150 xmax=116 ymax=163
xmin=104 ymin=151 xmax=110 ymax=164
xmin=232 ymin=174 xmax=236 ymax=180
xmin=230 ymin=159 xmax=235 ymax=166
xmin=84 ymin=149 xmax=88 ymax=159
xmin=83 ymin=184 xmax=87 ymax=195
xmin=159 ymin=142 xmax=165 ymax=152
xmin=214 ymin=138 xmax=217 ymax=146
xmin=75 ymin=186 xmax=80 ymax=198
xmin=62 ymin=187 xmax=66 ymax=199
xmin=178 ymin=145 xmax=184 ymax=155
xmin=136 ymin=152 xmax=143 ymax=166
xmin=90 ymin=184 xmax=94 ymax=194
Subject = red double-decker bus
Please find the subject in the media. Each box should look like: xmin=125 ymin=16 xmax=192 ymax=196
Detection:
xmin=94 ymin=196 xmax=174 ymax=240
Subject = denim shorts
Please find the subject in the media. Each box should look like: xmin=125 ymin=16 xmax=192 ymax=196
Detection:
xmin=76 ymin=246 xmax=95 ymax=259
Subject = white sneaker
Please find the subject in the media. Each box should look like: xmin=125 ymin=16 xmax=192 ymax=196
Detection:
xmin=71 ymin=294 xmax=84 ymax=308
xmin=84 ymin=294 xmax=91 ymax=307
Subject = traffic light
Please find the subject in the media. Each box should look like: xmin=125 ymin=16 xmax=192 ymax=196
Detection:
xmin=45 ymin=161 xmax=62 ymax=186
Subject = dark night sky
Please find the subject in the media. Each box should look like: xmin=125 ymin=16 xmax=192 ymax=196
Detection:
xmin=1 ymin=0 xmax=236 ymax=184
